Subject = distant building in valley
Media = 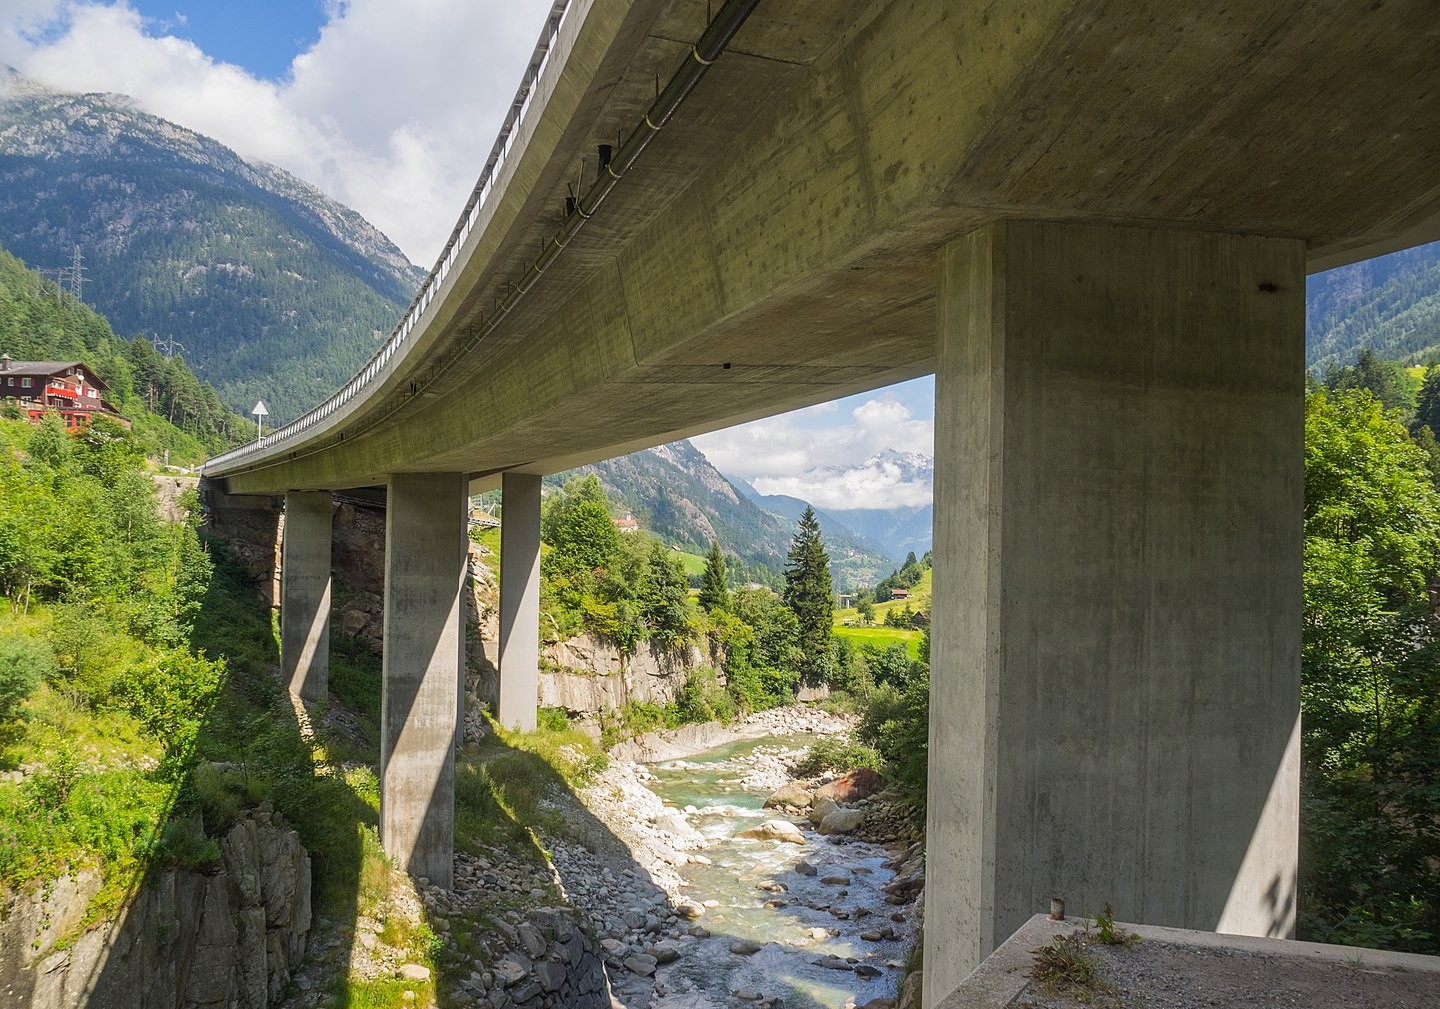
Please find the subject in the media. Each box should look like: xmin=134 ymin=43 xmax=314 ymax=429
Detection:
xmin=0 ymin=355 xmax=131 ymax=429
xmin=614 ymin=512 xmax=640 ymax=534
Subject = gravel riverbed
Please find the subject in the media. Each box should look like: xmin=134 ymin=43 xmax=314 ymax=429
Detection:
xmin=552 ymin=705 xmax=925 ymax=1009
xmin=278 ymin=705 xmax=924 ymax=1009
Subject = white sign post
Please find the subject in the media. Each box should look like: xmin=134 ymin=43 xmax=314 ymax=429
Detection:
xmin=252 ymin=400 xmax=269 ymax=442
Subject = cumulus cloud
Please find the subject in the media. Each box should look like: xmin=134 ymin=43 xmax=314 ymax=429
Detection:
xmin=1 ymin=0 xmax=550 ymax=263
xmin=691 ymin=381 xmax=934 ymax=512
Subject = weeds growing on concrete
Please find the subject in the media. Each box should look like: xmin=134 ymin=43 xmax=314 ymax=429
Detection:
xmin=1093 ymin=903 xmax=1142 ymax=947
xmin=1030 ymin=930 xmax=1117 ymax=1004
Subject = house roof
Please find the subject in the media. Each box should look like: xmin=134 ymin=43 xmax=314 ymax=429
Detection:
xmin=0 ymin=359 xmax=110 ymax=390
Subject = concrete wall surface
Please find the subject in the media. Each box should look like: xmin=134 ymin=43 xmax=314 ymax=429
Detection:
xmin=381 ymin=472 xmax=467 ymax=889
xmin=281 ymin=490 xmax=333 ymax=701
xmin=926 ymin=220 xmax=1304 ymax=1002
xmin=498 ymin=472 xmax=543 ymax=732
xmin=209 ymin=0 xmax=1440 ymax=497
xmin=936 ymin=913 xmax=1440 ymax=1009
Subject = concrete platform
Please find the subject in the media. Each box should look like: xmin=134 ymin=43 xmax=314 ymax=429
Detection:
xmin=936 ymin=914 xmax=1440 ymax=1009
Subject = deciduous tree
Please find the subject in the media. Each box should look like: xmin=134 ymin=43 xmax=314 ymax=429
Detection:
xmin=1301 ymin=388 xmax=1440 ymax=951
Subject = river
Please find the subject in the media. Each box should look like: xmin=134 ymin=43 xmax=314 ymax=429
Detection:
xmin=633 ymin=733 xmax=917 ymax=1009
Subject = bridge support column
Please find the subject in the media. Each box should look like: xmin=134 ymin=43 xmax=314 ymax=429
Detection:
xmin=281 ymin=491 xmax=332 ymax=702
xmin=498 ymin=472 xmax=542 ymax=732
xmin=926 ymin=220 xmax=1303 ymax=1002
xmin=381 ymin=472 xmax=467 ymax=889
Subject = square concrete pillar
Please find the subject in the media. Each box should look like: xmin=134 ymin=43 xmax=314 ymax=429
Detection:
xmin=381 ymin=472 xmax=467 ymax=889
xmin=498 ymin=472 xmax=542 ymax=732
xmin=926 ymin=220 xmax=1303 ymax=1002
xmin=281 ymin=491 xmax=333 ymax=702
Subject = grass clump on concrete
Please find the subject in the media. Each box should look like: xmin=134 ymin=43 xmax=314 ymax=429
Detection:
xmin=1029 ymin=908 xmax=1139 ymax=1005
xmin=1030 ymin=929 xmax=1116 ymax=1004
xmin=1092 ymin=903 xmax=1141 ymax=947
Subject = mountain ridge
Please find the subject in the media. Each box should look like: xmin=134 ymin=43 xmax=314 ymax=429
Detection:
xmin=0 ymin=71 xmax=423 ymax=423
xmin=1307 ymin=241 xmax=1440 ymax=371
xmin=737 ymin=447 xmax=935 ymax=561
xmin=552 ymin=440 xmax=896 ymax=591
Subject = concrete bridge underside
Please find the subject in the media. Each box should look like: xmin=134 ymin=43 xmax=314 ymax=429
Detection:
xmin=204 ymin=0 xmax=1440 ymax=1003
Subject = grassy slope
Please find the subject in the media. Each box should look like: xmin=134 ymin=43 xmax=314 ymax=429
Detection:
xmin=833 ymin=625 xmax=923 ymax=659
xmin=676 ymin=550 xmax=707 ymax=577
xmin=834 ymin=568 xmax=932 ymax=624
xmin=830 ymin=567 xmax=930 ymax=659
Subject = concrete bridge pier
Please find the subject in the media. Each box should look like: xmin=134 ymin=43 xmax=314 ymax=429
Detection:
xmin=281 ymin=490 xmax=333 ymax=702
xmin=926 ymin=220 xmax=1304 ymax=1002
xmin=497 ymin=471 xmax=542 ymax=731
xmin=380 ymin=472 xmax=467 ymax=888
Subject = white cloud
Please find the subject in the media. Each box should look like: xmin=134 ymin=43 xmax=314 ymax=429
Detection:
xmin=692 ymin=383 xmax=934 ymax=512
xmin=749 ymin=457 xmax=934 ymax=511
xmin=2 ymin=0 xmax=550 ymax=263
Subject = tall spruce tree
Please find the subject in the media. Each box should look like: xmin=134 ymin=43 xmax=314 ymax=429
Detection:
xmin=783 ymin=505 xmax=833 ymax=685
xmin=643 ymin=540 xmax=691 ymax=646
xmin=699 ymin=539 xmax=730 ymax=613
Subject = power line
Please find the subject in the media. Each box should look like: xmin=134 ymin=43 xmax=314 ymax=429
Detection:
xmin=68 ymin=245 xmax=85 ymax=302
xmin=155 ymin=335 xmax=186 ymax=360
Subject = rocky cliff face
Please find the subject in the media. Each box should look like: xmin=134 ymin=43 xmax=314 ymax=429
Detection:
xmin=466 ymin=635 xmax=702 ymax=720
xmin=323 ymin=499 xmax=704 ymax=724
xmin=0 ymin=817 xmax=311 ymax=1009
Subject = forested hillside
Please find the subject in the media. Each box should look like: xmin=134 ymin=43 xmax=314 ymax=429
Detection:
xmin=0 ymin=242 xmax=248 ymax=459
xmin=553 ymin=440 xmax=895 ymax=591
xmin=0 ymin=72 xmax=422 ymax=423
xmin=1307 ymin=241 xmax=1440 ymax=370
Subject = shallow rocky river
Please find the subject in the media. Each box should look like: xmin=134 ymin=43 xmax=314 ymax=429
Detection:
xmin=555 ymin=723 xmax=921 ymax=1009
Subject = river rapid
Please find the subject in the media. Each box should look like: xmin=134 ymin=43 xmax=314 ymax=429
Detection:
xmin=554 ymin=715 xmax=921 ymax=1009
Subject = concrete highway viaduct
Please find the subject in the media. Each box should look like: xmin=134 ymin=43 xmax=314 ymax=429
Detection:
xmin=201 ymin=0 xmax=1440 ymax=1001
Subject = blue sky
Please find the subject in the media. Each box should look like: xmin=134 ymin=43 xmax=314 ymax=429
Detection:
xmin=0 ymin=0 xmax=936 ymax=506
xmin=125 ymin=1 xmax=328 ymax=80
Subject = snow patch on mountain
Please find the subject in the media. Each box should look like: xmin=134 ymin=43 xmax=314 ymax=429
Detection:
xmin=749 ymin=448 xmax=933 ymax=512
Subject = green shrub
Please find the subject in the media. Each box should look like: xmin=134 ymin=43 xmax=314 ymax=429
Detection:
xmin=0 ymin=635 xmax=50 ymax=722
xmin=619 ymin=701 xmax=665 ymax=735
xmin=856 ymin=663 xmax=930 ymax=797
xmin=668 ymin=667 xmax=736 ymax=725
xmin=536 ymin=706 xmax=571 ymax=732
xmin=146 ymin=815 xmax=222 ymax=869
xmin=118 ymin=647 xmax=224 ymax=746
xmin=193 ymin=761 xmax=266 ymax=832
xmin=791 ymin=736 xmax=882 ymax=778
xmin=24 ymin=741 xmax=85 ymax=811
xmin=48 ymin=605 xmax=132 ymax=707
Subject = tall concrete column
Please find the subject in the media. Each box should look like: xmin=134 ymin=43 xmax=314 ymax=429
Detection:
xmin=926 ymin=220 xmax=1303 ymax=1002
xmin=281 ymin=491 xmax=332 ymax=702
xmin=381 ymin=472 xmax=467 ymax=889
xmin=498 ymin=472 xmax=542 ymax=732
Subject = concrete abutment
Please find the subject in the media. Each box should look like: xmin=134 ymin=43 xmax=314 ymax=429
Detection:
xmin=381 ymin=472 xmax=467 ymax=889
xmin=925 ymin=220 xmax=1304 ymax=1003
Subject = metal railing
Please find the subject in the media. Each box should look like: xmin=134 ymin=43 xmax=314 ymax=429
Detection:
xmin=204 ymin=0 xmax=577 ymax=473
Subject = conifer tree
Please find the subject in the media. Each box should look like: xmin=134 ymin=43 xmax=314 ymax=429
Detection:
xmin=699 ymin=539 xmax=730 ymax=613
xmin=783 ymin=506 xmax=833 ymax=684
xmin=643 ymin=540 xmax=691 ymax=646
